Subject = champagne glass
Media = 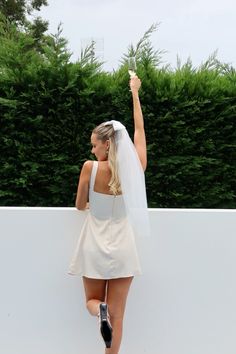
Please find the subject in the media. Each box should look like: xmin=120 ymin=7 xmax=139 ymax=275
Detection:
xmin=128 ymin=56 xmax=137 ymax=78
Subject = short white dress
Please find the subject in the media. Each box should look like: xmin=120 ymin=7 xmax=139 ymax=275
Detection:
xmin=68 ymin=161 xmax=142 ymax=279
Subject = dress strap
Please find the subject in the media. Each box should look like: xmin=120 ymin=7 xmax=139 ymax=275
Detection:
xmin=90 ymin=161 xmax=98 ymax=192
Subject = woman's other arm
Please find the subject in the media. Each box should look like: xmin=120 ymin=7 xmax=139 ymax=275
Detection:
xmin=75 ymin=160 xmax=93 ymax=210
xmin=130 ymin=76 xmax=147 ymax=171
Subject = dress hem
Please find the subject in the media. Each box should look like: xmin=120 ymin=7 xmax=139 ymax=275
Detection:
xmin=67 ymin=271 xmax=142 ymax=279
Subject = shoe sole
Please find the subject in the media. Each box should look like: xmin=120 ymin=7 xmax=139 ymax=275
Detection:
xmin=99 ymin=303 xmax=112 ymax=348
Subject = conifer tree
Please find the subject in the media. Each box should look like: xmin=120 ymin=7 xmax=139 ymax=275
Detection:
xmin=0 ymin=0 xmax=48 ymax=42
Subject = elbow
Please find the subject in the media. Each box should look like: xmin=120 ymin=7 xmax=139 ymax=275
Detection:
xmin=141 ymin=159 xmax=147 ymax=172
xmin=75 ymin=203 xmax=85 ymax=211
xmin=76 ymin=206 xmax=86 ymax=211
xmin=75 ymin=199 xmax=87 ymax=210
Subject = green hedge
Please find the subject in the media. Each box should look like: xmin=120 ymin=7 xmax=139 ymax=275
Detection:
xmin=0 ymin=19 xmax=236 ymax=208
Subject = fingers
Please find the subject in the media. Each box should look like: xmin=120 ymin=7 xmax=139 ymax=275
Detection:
xmin=129 ymin=75 xmax=141 ymax=92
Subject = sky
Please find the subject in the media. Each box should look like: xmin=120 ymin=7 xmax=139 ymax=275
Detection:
xmin=39 ymin=0 xmax=236 ymax=72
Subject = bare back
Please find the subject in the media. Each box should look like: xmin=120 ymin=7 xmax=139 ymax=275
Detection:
xmin=93 ymin=161 xmax=113 ymax=195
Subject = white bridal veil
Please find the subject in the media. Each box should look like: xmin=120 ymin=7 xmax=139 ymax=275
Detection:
xmin=104 ymin=120 xmax=150 ymax=237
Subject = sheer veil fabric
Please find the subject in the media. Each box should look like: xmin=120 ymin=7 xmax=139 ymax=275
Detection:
xmin=104 ymin=120 xmax=150 ymax=237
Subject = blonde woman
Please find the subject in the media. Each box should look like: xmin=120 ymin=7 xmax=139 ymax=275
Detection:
xmin=68 ymin=75 xmax=148 ymax=354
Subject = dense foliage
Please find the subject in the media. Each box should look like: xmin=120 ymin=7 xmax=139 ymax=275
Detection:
xmin=0 ymin=17 xmax=235 ymax=208
xmin=0 ymin=0 xmax=48 ymax=25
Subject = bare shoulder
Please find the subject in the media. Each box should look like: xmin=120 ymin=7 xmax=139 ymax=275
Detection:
xmin=82 ymin=160 xmax=93 ymax=170
xmin=80 ymin=160 xmax=93 ymax=180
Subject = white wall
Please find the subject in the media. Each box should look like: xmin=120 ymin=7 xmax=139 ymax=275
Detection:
xmin=0 ymin=207 xmax=235 ymax=354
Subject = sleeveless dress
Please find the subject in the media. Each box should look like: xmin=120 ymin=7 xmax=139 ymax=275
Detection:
xmin=68 ymin=161 xmax=142 ymax=279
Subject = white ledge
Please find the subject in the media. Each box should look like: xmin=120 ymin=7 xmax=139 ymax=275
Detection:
xmin=0 ymin=208 xmax=235 ymax=354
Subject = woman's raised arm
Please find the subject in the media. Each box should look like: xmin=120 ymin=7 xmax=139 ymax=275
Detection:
xmin=130 ymin=76 xmax=147 ymax=171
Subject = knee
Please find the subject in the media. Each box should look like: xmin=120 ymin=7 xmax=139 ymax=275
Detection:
xmin=86 ymin=299 xmax=91 ymax=310
xmin=85 ymin=299 xmax=98 ymax=316
xmin=109 ymin=314 xmax=123 ymax=332
xmin=108 ymin=307 xmax=124 ymax=323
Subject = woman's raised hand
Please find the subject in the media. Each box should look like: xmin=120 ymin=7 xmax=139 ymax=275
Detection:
xmin=129 ymin=75 xmax=141 ymax=93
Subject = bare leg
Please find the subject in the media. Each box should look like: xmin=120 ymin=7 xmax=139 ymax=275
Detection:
xmin=82 ymin=276 xmax=107 ymax=316
xmin=82 ymin=276 xmax=133 ymax=353
xmin=105 ymin=277 xmax=133 ymax=354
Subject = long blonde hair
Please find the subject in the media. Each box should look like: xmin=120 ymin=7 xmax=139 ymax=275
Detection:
xmin=92 ymin=123 xmax=121 ymax=195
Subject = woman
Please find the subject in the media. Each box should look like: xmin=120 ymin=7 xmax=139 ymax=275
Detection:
xmin=68 ymin=75 xmax=148 ymax=354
